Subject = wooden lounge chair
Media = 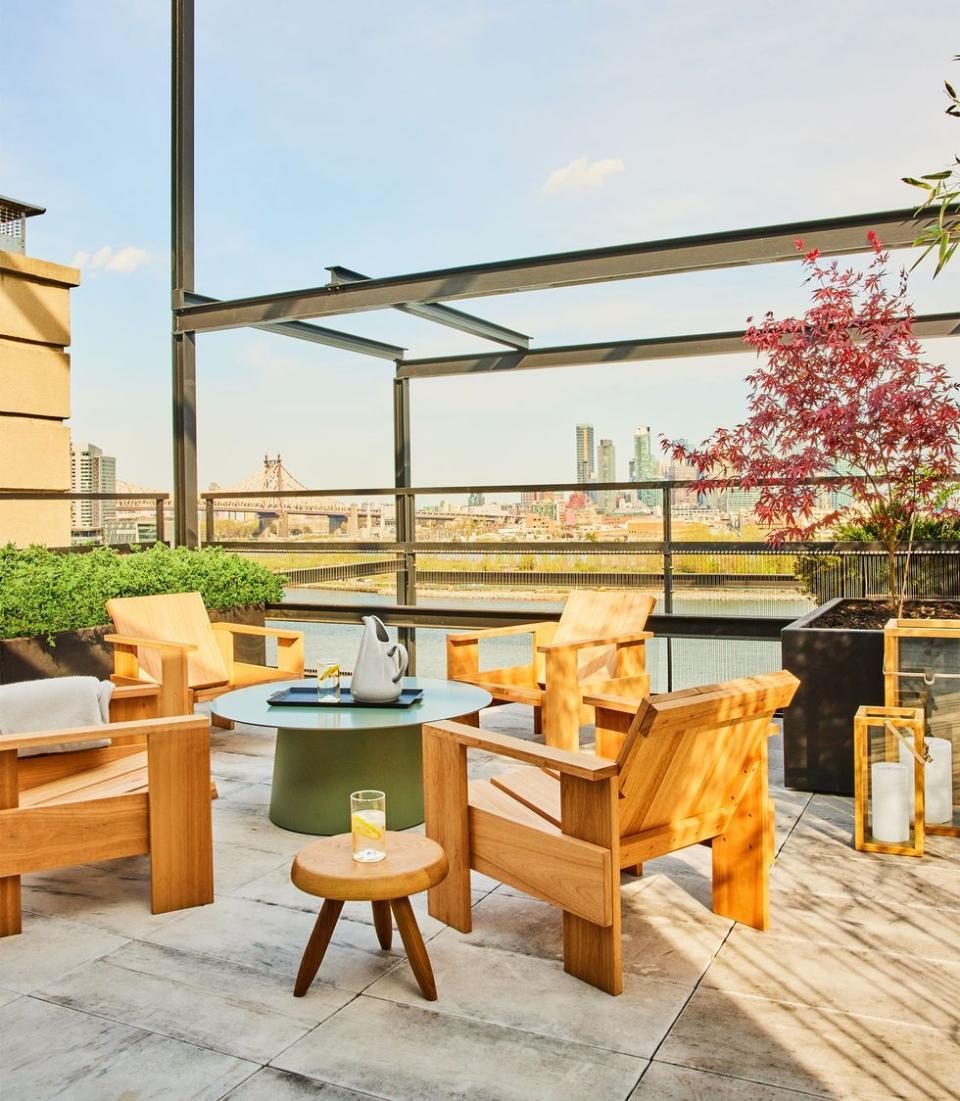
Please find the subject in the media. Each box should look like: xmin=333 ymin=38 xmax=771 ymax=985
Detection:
xmin=446 ymin=589 xmax=656 ymax=751
xmin=0 ymin=684 xmax=215 ymax=938
xmin=423 ymin=671 xmax=799 ymax=994
xmin=105 ymin=591 xmax=305 ymax=719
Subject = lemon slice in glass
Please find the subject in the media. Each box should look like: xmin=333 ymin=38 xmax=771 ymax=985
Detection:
xmin=351 ymin=811 xmax=384 ymax=840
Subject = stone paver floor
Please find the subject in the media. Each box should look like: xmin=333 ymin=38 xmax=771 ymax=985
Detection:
xmin=3 ymin=705 xmax=960 ymax=1099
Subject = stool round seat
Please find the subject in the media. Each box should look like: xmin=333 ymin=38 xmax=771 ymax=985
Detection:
xmin=291 ymin=832 xmax=448 ymax=902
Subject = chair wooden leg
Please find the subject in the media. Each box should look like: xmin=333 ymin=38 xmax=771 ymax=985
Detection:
xmin=371 ymin=899 xmax=393 ymax=949
xmin=559 ymin=772 xmax=622 ymax=994
xmin=712 ymin=745 xmax=771 ymax=931
xmin=146 ymin=720 xmax=214 ymax=914
xmin=211 ymin=712 xmax=234 ymax=730
xmin=294 ymin=898 xmax=344 ymax=996
xmin=543 ymin=649 xmax=580 ymax=752
xmin=0 ymin=751 xmax=21 ymax=937
xmin=391 ymin=896 xmax=437 ymax=1001
xmin=563 ymin=914 xmax=622 ymax=995
xmin=625 ymin=863 xmax=643 ymax=876
xmin=423 ymin=726 xmax=472 ymax=933
xmin=533 ymin=706 xmax=543 ymax=735
xmin=457 ymin=711 xmax=480 ymax=728
xmin=0 ymin=877 xmax=22 ymax=938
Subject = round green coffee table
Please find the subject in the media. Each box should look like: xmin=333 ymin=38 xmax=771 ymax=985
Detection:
xmin=211 ymin=677 xmax=491 ymax=835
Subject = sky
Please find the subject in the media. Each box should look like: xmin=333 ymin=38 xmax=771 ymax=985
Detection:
xmin=4 ymin=0 xmax=960 ymax=495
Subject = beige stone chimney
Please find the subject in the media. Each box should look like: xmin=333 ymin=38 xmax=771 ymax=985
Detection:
xmin=0 ymin=196 xmax=80 ymax=546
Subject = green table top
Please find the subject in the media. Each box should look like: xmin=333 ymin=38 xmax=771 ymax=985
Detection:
xmin=210 ymin=676 xmax=492 ymax=731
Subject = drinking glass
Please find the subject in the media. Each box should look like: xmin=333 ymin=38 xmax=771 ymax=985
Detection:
xmin=314 ymin=660 xmax=341 ymax=704
xmin=351 ymin=790 xmax=386 ymax=862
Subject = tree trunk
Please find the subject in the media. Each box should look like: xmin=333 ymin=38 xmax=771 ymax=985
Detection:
xmin=886 ymin=544 xmax=899 ymax=605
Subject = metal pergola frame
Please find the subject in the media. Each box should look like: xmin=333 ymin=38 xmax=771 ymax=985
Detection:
xmin=171 ymin=0 xmax=959 ymax=548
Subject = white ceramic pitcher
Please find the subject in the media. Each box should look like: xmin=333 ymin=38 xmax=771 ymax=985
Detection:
xmin=350 ymin=615 xmax=409 ymax=703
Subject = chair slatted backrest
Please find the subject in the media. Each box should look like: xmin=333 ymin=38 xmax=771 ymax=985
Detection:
xmin=107 ymin=592 xmax=228 ymax=690
xmin=614 ymin=672 xmax=799 ymax=838
xmin=551 ymin=590 xmax=656 ymax=681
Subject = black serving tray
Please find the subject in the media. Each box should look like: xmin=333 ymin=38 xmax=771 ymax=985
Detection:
xmin=267 ymin=685 xmax=424 ymax=709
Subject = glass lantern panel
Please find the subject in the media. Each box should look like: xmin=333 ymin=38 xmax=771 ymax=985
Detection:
xmin=896 ymin=636 xmax=960 ymax=830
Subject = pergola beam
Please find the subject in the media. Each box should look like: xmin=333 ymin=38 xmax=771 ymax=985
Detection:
xmin=327 ymin=265 xmax=529 ymax=349
xmin=175 ymin=208 xmax=931 ymax=335
xmin=396 ymin=311 xmax=960 ymax=380
xmin=183 ymin=291 xmax=405 ymax=360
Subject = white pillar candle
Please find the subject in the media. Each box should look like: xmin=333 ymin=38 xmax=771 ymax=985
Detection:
xmin=871 ymin=762 xmax=910 ymax=843
xmin=899 ymin=736 xmax=954 ymax=826
xmin=925 ymin=737 xmax=954 ymax=825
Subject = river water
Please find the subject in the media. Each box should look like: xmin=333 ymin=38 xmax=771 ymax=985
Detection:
xmin=268 ymin=586 xmax=814 ymax=692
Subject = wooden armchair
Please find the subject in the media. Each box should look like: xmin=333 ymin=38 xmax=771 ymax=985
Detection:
xmin=0 ymin=705 xmax=214 ymax=938
xmin=423 ymin=671 xmax=799 ymax=994
xmin=446 ymin=589 xmax=656 ymax=751
xmin=105 ymin=592 xmax=304 ymax=719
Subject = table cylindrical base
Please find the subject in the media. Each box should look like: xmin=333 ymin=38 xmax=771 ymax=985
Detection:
xmin=269 ymin=723 xmax=424 ymax=834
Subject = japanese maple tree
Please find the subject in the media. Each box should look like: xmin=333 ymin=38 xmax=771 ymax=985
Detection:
xmin=663 ymin=234 xmax=960 ymax=601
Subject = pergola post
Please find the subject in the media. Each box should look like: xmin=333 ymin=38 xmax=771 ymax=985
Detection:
xmin=393 ymin=374 xmax=417 ymax=670
xmin=172 ymin=0 xmax=198 ymax=546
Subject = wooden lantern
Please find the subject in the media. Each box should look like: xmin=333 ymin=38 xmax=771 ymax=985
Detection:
xmin=854 ymin=705 xmax=926 ymax=857
xmin=884 ymin=618 xmax=960 ymax=837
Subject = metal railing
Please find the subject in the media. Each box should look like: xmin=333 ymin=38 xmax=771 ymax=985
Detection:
xmin=198 ymin=476 xmax=960 ymax=689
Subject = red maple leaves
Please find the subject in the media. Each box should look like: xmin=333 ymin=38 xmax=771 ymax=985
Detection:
xmin=664 ymin=236 xmax=960 ymax=569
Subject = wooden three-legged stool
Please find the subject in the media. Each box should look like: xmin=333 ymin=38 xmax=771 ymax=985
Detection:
xmin=290 ymin=833 xmax=448 ymax=1001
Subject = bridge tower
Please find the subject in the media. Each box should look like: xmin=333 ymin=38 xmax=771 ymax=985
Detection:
xmin=262 ymin=453 xmax=289 ymax=538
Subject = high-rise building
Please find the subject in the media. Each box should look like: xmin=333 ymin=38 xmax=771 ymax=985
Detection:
xmin=663 ymin=437 xmax=699 ymax=507
xmin=575 ymin=424 xmax=595 ymax=486
xmin=632 ymin=426 xmax=660 ymax=507
xmin=71 ymin=442 xmax=117 ymax=541
xmin=597 ymin=438 xmax=616 ymax=513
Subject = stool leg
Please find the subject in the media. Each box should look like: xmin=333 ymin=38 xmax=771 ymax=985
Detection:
xmin=390 ymin=896 xmax=437 ymax=1001
xmin=294 ymin=898 xmax=343 ymax=997
xmin=371 ymin=900 xmax=393 ymax=949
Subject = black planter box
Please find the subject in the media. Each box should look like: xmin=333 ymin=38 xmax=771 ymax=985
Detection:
xmin=0 ymin=606 xmax=267 ymax=686
xmin=781 ymin=597 xmax=886 ymax=796
xmin=0 ymin=625 xmax=114 ymax=684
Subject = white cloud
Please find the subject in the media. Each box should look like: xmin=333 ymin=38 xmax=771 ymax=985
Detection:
xmin=541 ymin=156 xmax=625 ymax=194
xmin=71 ymin=244 xmax=151 ymax=273
xmin=106 ymin=245 xmax=151 ymax=272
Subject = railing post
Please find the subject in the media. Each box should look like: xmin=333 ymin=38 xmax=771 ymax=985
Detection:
xmin=393 ymin=374 xmax=417 ymax=671
xmin=204 ymin=497 xmax=215 ymax=544
xmin=662 ymin=483 xmax=674 ymax=691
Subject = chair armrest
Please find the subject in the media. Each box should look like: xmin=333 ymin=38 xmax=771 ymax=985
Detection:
xmin=581 ymin=691 xmax=646 ymax=713
xmin=0 ymin=714 xmax=207 ymax=755
xmin=210 ymin=622 xmax=304 ymax=641
xmin=105 ymin=633 xmax=197 ymax=653
xmin=211 ymin=621 xmax=304 ymax=677
xmin=537 ymin=630 xmax=653 ymax=654
xmin=424 ymin=719 xmax=618 ymax=780
xmin=448 ymin=621 xmax=557 ymax=645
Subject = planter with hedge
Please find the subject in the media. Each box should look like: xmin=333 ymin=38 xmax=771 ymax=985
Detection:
xmin=0 ymin=543 xmax=286 ymax=684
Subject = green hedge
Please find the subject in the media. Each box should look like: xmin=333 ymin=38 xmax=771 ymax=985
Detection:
xmin=0 ymin=544 xmax=285 ymax=641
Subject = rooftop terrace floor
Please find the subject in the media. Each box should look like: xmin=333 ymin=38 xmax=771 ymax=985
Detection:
xmin=3 ymin=707 xmax=960 ymax=1100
